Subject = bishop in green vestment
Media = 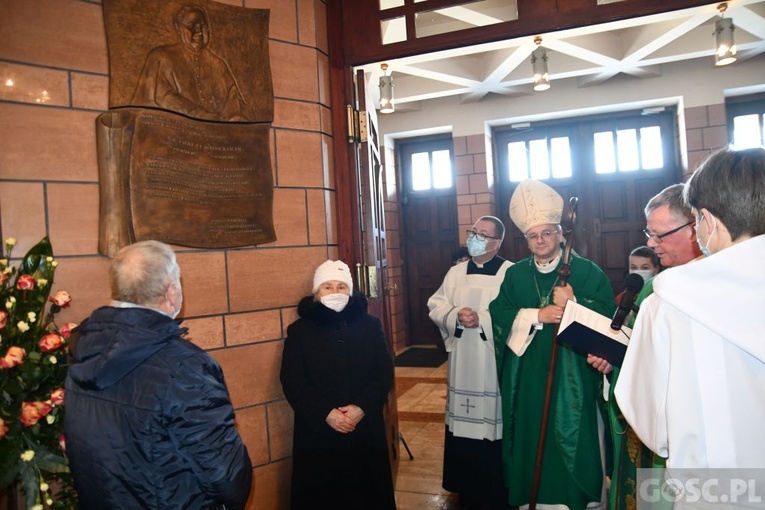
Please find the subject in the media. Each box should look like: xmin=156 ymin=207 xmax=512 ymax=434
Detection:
xmin=490 ymin=179 xmax=616 ymax=509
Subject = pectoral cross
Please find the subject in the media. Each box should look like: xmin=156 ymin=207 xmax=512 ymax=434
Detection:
xmin=461 ymin=398 xmax=476 ymax=414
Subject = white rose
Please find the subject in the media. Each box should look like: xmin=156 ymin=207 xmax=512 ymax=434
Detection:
xmin=17 ymin=321 xmax=29 ymax=333
xmin=20 ymin=450 xmax=35 ymax=461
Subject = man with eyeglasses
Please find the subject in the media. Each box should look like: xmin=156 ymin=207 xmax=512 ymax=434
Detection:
xmin=489 ymin=180 xmax=615 ymax=510
xmin=590 ymin=183 xmax=702 ymax=510
xmin=428 ymin=215 xmax=512 ymax=509
xmin=616 ymin=147 xmax=765 ymax=500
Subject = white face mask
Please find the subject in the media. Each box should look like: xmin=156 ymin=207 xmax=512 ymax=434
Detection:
xmin=320 ymin=293 xmax=350 ymax=312
xmin=168 ymin=282 xmax=182 ymax=319
xmin=696 ymin=213 xmax=717 ymax=257
xmin=630 ymin=269 xmax=655 ymax=284
xmin=466 ymin=236 xmax=488 ymax=257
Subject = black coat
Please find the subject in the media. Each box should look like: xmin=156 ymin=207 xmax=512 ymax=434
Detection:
xmin=280 ymin=293 xmax=396 ymax=509
xmin=65 ymin=306 xmax=252 ymax=509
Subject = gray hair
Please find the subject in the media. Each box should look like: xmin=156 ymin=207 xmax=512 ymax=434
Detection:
xmin=644 ymin=183 xmax=694 ymax=224
xmin=110 ymin=240 xmax=180 ymax=306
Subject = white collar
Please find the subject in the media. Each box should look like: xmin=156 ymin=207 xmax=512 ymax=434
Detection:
xmin=534 ymin=250 xmax=562 ymax=274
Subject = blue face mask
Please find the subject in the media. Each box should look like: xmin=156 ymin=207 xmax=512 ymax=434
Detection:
xmin=466 ymin=236 xmax=488 ymax=257
xmin=696 ymin=213 xmax=716 ymax=257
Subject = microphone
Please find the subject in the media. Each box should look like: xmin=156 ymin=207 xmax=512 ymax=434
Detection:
xmin=610 ymin=273 xmax=644 ymax=331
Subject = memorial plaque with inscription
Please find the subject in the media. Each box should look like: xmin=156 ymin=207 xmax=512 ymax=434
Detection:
xmin=97 ymin=109 xmax=274 ymax=254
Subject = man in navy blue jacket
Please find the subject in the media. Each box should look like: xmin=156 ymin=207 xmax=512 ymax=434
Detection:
xmin=65 ymin=240 xmax=252 ymax=509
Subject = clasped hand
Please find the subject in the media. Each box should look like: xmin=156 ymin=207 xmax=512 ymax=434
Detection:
xmin=457 ymin=307 xmax=479 ymax=328
xmin=326 ymin=405 xmax=366 ymax=433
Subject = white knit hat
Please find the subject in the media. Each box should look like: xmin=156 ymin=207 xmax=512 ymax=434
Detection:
xmin=509 ymin=179 xmax=564 ymax=234
xmin=312 ymin=260 xmax=354 ymax=293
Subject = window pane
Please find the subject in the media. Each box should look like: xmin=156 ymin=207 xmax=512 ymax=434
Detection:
xmin=507 ymin=142 xmax=528 ymax=182
xmin=381 ymin=16 xmax=406 ymax=45
xmin=733 ymin=114 xmax=762 ymax=149
xmin=550 ymin=137 xmax=572 ymax=178
xmin=411 ymin=152 xmax=431 ymax=190
xmin=432 ymin=149 xmax=452 ymax=189
xmin=529 ymin=139 xmax=550 ymax=180
xmin=640 ymin=126 xmax=664 ymax=169
xmin=617 ymin=129 xmax=639 ymax=171
xmin=415 ymin=1 xmax=518 ymax=39
xmin=594 ymin=131 xmax=616 ymax=174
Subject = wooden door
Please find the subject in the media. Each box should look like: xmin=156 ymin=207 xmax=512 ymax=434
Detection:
xmin=398 ymin=136 xmax=458 ymax=347
xmin=496 ymin=109 xmax=680 ymax=293
xmin=353 ymin=69 xmax=400 ymax=481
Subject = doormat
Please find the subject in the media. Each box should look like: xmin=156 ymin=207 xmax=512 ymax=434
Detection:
xmin=395 ymin=347 xmax=448 ymax=368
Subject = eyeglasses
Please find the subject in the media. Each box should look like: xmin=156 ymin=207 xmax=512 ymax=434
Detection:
xmin=643 ymin=221 xmax=693 ymax=244
xmin=466 ymin=230 xmax=500 ymax=242
xmin=524 ymin=229 xmax=560 ymax=242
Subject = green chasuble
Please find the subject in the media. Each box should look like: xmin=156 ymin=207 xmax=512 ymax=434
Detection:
xmin=490 ymin=254 xmax=616 ymax=510
xmin=607 ymin=279 xmax=668 ymax=510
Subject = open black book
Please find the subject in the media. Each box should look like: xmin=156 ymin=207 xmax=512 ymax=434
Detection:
xmin=557 ymin=300 xmax=631 ymax=367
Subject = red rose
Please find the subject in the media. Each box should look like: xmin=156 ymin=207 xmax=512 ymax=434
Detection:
xmin=59 ymin=433 xmax=67 ymax=453
xmin=39 ymin=333 xmax=65 ymax=353
xmin=49 ymin=290 xmax=72 ymax=308
xmin=20 ymin=401 xmax=53 ymax=427
xmin=0 ymin=418 xmax=8 ymax=439
xmin=50 ymin=388 xmax=65 ymax=407
xmin=0 ymin=346 xmax=26 ymax=369
xmin=16 ymin=274 xmax=35 ymax=291
xmin=60 ymin=322 xmax=78 ymax=339
xmin=0 ymin=310 xmax=7 ymax=329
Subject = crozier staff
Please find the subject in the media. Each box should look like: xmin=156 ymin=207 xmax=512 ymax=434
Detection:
xmin=489 ymin=179 xmax=615 ymax=509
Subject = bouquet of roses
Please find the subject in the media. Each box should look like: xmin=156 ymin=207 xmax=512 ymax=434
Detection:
xmin=0 ymin=237 xmax=77 ymax=509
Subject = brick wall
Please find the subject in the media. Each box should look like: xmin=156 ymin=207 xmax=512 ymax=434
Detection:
xmin=0 ymin=1 xmax=332 ymax=508
xmin=684 ymin=103 xmax=728 ymax=179
xmin=454 ymin=133 xmax=499 ymax=242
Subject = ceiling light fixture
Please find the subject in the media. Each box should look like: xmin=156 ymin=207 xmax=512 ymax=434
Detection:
xmin=714 ymin=3 xmax=737 ymax=66
xmin=379 ymin=63 xmax=395 ymax=114
xmin=531 ymin=37 xmax=550 ymax=92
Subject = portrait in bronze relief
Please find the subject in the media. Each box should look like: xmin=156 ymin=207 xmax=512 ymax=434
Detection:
xmin=103 ymin=0 xmax=273 ymax=123
xmin=131 ymin=6 xmax=257 ymax=122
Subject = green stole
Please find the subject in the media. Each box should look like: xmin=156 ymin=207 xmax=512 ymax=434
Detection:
xmin=607 ymin=279 xmax=669 ymax=510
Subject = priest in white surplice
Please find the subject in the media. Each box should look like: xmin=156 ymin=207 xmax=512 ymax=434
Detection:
xmin=615 ymin=147 xmax=765 ymax=508
xmin=428 ymin=215 xmax=512 ymax=509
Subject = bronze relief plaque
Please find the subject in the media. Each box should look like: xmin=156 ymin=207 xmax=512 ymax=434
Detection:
xmin=124 ymin=109 xmax=274 ymax=249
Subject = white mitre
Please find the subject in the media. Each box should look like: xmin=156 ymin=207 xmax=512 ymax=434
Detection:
xmin=509 ymin=179 xmax=563 ymax=234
